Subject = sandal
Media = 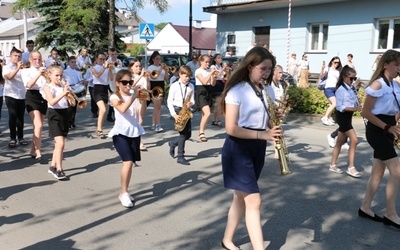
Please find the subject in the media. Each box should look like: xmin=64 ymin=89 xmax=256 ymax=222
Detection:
xmin=216 ymin=121 xmax=222 ymax=126
xmin=329 ymin=165 xmax=343 ymax=174
xmin=97 ymin=130 xmax=106 ymax=139
xmin=346 ymin=167 xmax=362 ymax=178
xmin=211 ymin=121 xmax=217 ymax=126
xmin=140 ymin=144 xmax=147 ymax=151
xmin=19 ymin=139 xmax=28 ymax=146
xmin=8 ymin=139 xmax=17 ymax=148
xmin=198 ymin=133 xmax=208 ymax=142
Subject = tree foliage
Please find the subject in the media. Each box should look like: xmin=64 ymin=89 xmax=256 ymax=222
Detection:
xmin=12 ymin=0 xmax=169 ymax=56
xmin=155 ymin=22 xmax=168 ymax=31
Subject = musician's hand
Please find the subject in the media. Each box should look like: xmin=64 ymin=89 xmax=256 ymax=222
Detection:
xmin=355 ymin=105 xmax=362 ymax=112
xmin=173 ymin=114 xmax=182 ymax=123
xmin=268 ymin=126 xmax=282 ymax=142
xmin=63 ymin=85 xmax=70 ymax=95
xmin=39 ymin=67 xmax=46 ymax=74
xmin=186 ymin=102 xmax=193 ymax=108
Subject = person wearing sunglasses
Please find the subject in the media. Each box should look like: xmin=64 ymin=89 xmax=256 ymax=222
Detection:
xmin=328 ymin=66 xmax=362 ymax=177
xmin=320 ymin=56 xmax=342 ymax=126
xmin=108 ymin=69 xmax=144 ymax=208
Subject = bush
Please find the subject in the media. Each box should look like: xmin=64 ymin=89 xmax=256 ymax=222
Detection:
xmin=287 ymin=85 xmax=364 ymax=116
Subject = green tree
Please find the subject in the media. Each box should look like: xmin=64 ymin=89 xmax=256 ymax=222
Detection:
xmin=155 ymin=22 xmax=168 ymax=31
xmin=13 ymin=0 xmax=170 ymax=54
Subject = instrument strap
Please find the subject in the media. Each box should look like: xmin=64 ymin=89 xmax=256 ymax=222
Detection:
xmin=248 ymin=82 xmax=272 ymax=128
xmin=382 ymin=76 xmax=400 ymax=110
xmin=179 ymin=82 xmax=188 ymax=106
xmin=341 ymin=82 xmax=359 ymax=106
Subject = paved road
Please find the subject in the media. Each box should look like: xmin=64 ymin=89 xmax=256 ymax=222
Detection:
xmin=0 ymin=101 xmax=399 ymax=249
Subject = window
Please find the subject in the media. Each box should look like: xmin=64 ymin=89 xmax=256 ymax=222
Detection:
xmin=309 ymin=23 xmax=328 ymax=51
xmin=227 ymin=34 xmax=236 ymax=44
xmin=376 ymin=18 xmax=400 ymax=50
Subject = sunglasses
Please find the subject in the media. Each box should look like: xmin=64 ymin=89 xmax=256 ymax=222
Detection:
xmin=120 ymin=80 xmax=134 ymax=86
xmin=349 ymin=77 xmax=357 ymax=82
xmin=333 ymin=61 xmax=340 ymax=64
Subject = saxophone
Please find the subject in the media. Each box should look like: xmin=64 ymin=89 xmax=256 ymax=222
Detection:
xmin=175 ymin=90 xmax=193 ymax=132
xmin=264 ymin=83 xmax=292 ymax=175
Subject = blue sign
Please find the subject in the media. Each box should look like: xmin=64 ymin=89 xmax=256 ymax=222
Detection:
xmin=139 ymin=23 xmax=155 ymax=40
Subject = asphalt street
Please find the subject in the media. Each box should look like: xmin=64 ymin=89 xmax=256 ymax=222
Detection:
xmin=1 ymin=100 xmax=399 ymax=250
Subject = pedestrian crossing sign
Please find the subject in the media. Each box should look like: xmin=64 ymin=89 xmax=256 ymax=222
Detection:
xmin=139 ymin=23 xmax=155 ymax=40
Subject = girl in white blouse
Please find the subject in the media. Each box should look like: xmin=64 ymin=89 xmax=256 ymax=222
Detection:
xmin=329 ymin=66 xmax=362 ymax=176
xmin=42 ymin=65 xmax=70 ymax=180
xmin=108 ymin=69 xmax=145 ymax=208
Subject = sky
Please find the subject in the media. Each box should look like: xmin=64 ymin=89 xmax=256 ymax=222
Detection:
xmin=118 ymin=0 xmax=212 ymax=26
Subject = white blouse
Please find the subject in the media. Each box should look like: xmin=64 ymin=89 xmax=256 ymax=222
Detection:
xmin=225 ymin=81 xmax=274 ymax=130
xmin=133 ymin=74 xmax=148 ymax=90
xmin=107 ymin=94 xmax=145 ymax=138
xmin=323 ymin=67 xmax=340 ymax=88
xmin=43 ymin=83 xmax=69 ymax=109
xmin=195 ymin=68 xmax=211 ymax=86
xmin=365 ymin=77 xmax=400 ymax=116
xmin=92 ymin=65 xmax=110 ymax=86
xmin=335 ymin=83 xmax=358 ymax=112
xmin=21 ymin=67 xmax=47 ymax=90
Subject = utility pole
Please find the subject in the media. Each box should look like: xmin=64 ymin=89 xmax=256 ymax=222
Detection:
xmin=189 ymin=0 xmax=193 ymax=58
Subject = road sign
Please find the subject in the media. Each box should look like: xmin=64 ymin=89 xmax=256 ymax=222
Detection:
xmin=139 ymin=23 xmax=155 ymax=40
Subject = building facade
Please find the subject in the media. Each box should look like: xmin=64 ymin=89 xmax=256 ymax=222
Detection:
xmin=204 ymin=0 xmax=400 ymax=79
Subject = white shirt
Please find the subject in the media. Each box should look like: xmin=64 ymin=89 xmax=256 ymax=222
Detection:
xmin=21 ymin=67 xmax=47 ymax=90
xmin=76 ymin=55 xmax=92 ymax=69
xmin=92 ymin=65 xmax=110 ymax=86
xmin=167 ymin=81 xmax=195 ymax=116
xmin=147 ymin=65 xmax=166 ymax=81
xmin=21 ymin=51 xmax=30 ymax=64
xmin=63 ymin=67 xmax=83 ymax=86
xmin=2 ymin=63 xmax=26 ymax=99
xmin=210 ymin=64 xmax=225 ymax=80
xmin=107 ymin=94 xmax=145 ymax=138
xmin=225 ymin=81 xmax=274 ymax=130
xmin=271 ymin=81 xmax=284 ymax=105
xmin=324 ymin=67 xmax=340 ymax=88
xmin=43 ymin=83 xmax=69 ymax=109
xmin=133 ymin=74 xmax=148 ymax=90
xmin=186 ymin=60 xmax=199 ymax=77
xmin=195 ymin=68 xmax=211 ymax=86
xmin=335 ymin=82 xmax=358 ymax=112
xmin=365 ymin=77 xmax=400 ymax=116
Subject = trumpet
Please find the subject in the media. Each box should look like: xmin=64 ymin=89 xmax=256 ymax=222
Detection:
xmin=61 ymin=79 xmax=87 ymax=109
xmin=19 ymin=63 xmax=28 ymax=69
xmin=150 ymin=70 xmax=159 ymax=79
xmin=212 ymin=70 xmax=220 ymax=78
xmin=114 ymin=61 xmax=120 ymax=67
xmin=151 ymin=86 xmax=164 ymax=100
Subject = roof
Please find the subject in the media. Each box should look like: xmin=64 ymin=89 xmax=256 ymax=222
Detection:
xmin=115 ymin=9 xmax=145 ymax=27
xmin=0 ymin=2 xmax=39 ymax=20
xmin=172 ymin=24 xmax=216 ymax=50
xmin=0 ymin=17 xmax=43 ymax=38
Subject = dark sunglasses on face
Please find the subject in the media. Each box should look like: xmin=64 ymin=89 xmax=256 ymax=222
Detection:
xmin=120 ymin=80 xmax=134 ymax=85
xmin=333 ymin=61 xmax=340 ymax=64
xmin=349 ymin=77 xmax=357 ymax=82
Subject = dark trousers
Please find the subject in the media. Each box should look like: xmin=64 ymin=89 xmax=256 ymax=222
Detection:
xmin=68 ymin=104 xmax=77 ymax=126
xmin=5 ymin=96 xmax=25 ymax=140
xmin=170 ymin=106 xmax=192 ymax=157
xmin=89 ymin=86 xmax=98 ymax=115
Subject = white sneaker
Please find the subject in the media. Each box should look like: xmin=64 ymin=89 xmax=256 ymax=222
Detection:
xmin=155 ymin=124 xmax=164 ymax=132
xmin=119 ymin=193 xmax=133 ymax=208
xmin=328 ymin=117 xmax=336 ymax=124
xmin=327 ymin=134 xmax=336 ymax=148
xmin=321 ymin=116 xmax=331 ymax=126
xmin=341 ymin=143 xmax=350 ymax=150
xmin=151 ymin=124 xmax=155 ymax=130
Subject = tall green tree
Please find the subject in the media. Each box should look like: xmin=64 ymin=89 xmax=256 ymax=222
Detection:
xmin=13 ymin=0 xmax=170 ymax=54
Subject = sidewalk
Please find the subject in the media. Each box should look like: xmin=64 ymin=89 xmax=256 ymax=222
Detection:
xmin=0 ymin=103 xmax=397 ymax=250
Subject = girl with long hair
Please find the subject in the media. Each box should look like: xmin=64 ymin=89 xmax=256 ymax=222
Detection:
xmin=219 ymin=47 xmax=281 ymax=250
xmin=359 ymin=49 xmax=400 ymax=228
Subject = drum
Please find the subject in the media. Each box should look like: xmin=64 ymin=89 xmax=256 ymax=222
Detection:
xmin=71 ymin=83 xmax=86 ymax=98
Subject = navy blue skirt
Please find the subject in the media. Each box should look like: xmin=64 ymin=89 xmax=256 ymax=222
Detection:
xmin=221 ymin=134 xmax=267 ymax=193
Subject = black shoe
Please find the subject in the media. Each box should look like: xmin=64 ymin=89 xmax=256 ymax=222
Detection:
xmin=106 ymin=117 xmax=115 ymax=122
xmin=70 ymin=124 xmax=76 ymax=129
xmin=383 ymin=216 xmax=400 ymax=229
xmin=177 ymin=157 xmax=190 ymax=165
xmin=168 ymin=142 xmax=175 ymax=158
xmin=92 ymin=113 xmax=98 ymax=118
xmin=358 ymin=208 xmax=383 ymax=222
